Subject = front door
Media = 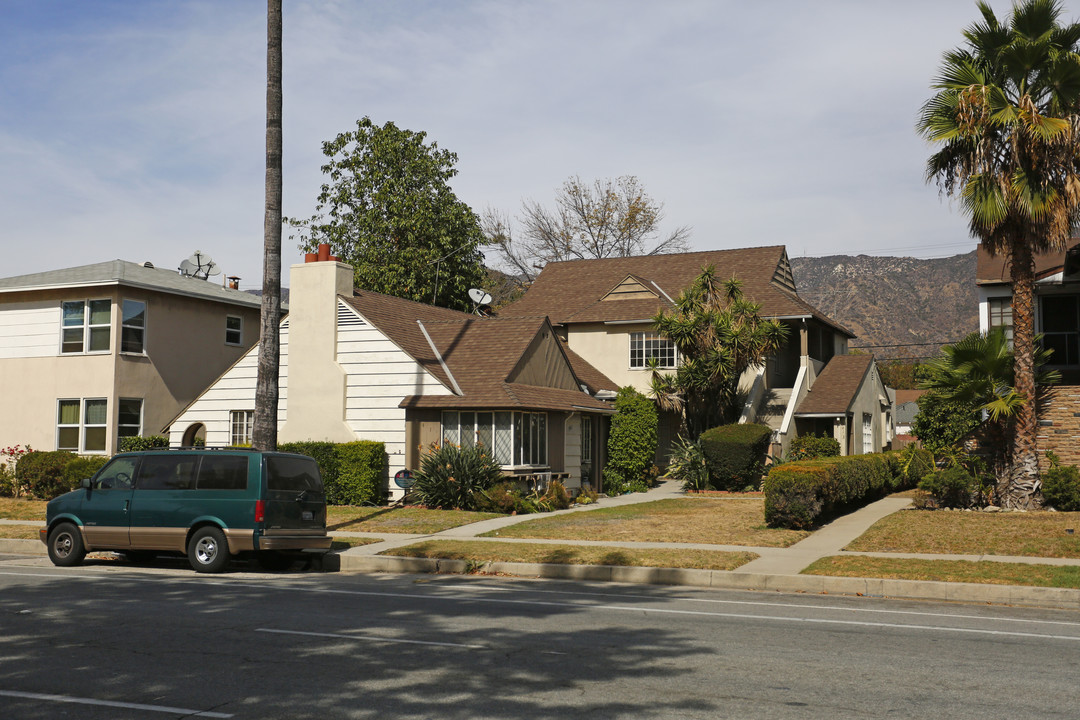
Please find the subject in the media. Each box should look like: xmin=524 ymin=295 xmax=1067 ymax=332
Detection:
xmin=79 ymin=455 xmax=138 ymax=549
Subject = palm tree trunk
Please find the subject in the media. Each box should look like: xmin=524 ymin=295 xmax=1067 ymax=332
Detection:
xmin=1003 ymin=239 xmax=1041 ymax=508
xmin=252 ymin=0 xmax=282 ymax=451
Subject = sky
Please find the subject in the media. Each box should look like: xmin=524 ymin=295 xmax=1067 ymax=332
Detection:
xmin=0 ymin=0 xmax=1030 ymax=290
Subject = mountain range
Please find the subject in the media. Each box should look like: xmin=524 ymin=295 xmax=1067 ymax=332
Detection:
xmin=790 ymin=251 xmax=977 ymax=362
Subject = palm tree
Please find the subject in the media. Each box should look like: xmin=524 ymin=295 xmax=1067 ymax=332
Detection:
xmin=650 ymin=267 xmax=788 ymax=439
xmin=918 ymin=0 xmax=1080 ymax=507
xmin=253 ymin=0 xmax=283 ymax=451
xmin=918 ymin=327 xmax=1059 ymax=483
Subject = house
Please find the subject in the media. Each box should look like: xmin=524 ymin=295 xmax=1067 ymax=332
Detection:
xmin=168 ymin=254 xmax=617 ymax=500
xmin=976 ymin=239 xmax=1080 ymax=467
xmin=500 ymin=246 xmax=893 ymax=458
xmin=893 ymin=389 xmax=925 ymax=435
xmin=0 ymin=260 xmax=263 ymax=455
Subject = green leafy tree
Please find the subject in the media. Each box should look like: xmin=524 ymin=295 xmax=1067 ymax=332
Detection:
xmin=650 ymin=268 xmax=788 ymax=439
xmin=287 ymin=117 xmax=487 ymax=311
xmin=918 ymin=0 xmax=1080 ymax=506
xmin=910 ymin=390 xmax=982 ymax=457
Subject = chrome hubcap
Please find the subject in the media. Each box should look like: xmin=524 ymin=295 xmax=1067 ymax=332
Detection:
xmin=54 ymin=533 xmax=72 ymax=558
xmin=195 ymin=537 xmax=218 ymax=564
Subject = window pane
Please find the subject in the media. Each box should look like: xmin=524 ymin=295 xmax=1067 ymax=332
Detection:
xmin=89 ymin=299 xmax=111 ymax=325
xmin=494 ymin=412 xmax=512 ymax=464
xmin=442 ymin=411 xmax=459 ymax=445
xmin=121 ymin=327 xmax=144 ymax=353
xmin=62 ymin=328 xmax=83 ymax=353
xmin=537 ymin=414 xmax=547 ymax=465
xmin=477 ymin=412 xmax=494 ymax=450
xmin=94 ymin=457 xmax=138 ymax=490
xmin=89 ymin=326 xmax=111 ymax=352
xmin=62 ymin=301 xmax=84 ymax=327
xmin=198 ymin=455 xmax=249 ymax=490
xmin=58 ymin=400 xmax=80 ymax=425
xmin=122 ymin=300 xmax=145 ymax=327
xmin=83 ymin=427 xmax=106 ymax=452
xmin=118 ymin=398 xmax=142 ymax=426
xmin=138 ymin=455 xmax=198 ymax=490
xmin=57 ymin=427 xmax=79 ymax=451
xmin=267 ymin=456 xmax=324 ymax=492
xmin=459 ymin=412 xmax=475 ymax=447
xmin=513 ymin=414 xmax=523 ymax=465
xmin=84 ymin=399 xmax=107 ymax=425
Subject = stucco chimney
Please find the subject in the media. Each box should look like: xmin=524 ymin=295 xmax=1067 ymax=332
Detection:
xmin=279 ymin=257 xmax=357 ymax=443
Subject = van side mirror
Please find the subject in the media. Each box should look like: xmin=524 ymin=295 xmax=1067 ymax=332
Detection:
xmin=81 ymin=478 xmax=91 ymax=489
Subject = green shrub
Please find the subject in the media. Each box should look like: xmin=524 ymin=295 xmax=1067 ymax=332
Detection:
xmin=789 ymin=434 xmax=841 ymax=461
xmin=667 ymin=436 xmax=709 ymax=491
xmin=64 ymin=456 xmax=110 ymax=488
xmin=474 ymin=480 xmax=531 ymax=514
xmin=413 ymin=443 xmax=503 ymax=510
xmin=605 ymin=387 xmax=658 ymax=486
xmin=918 ymin=466 xmax=984 ymax=509
xmin=763 ymin=452 xmax=916 ymax=529
xmin=118 ymin=435 xmax=169 ymax=452
xmin=1041 ymin=465 xmax=1080 ymax=511
xmin=16 ymin=451 xmax=82 ymax=500
xmin=279 ymin=440 xmax=385 ymax=506
xmin=699 ymin=423 xmax=772 ymax=491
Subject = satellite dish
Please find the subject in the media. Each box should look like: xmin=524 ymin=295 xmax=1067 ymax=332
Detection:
xmin=468 ymin=288 xmax=493 ymax=305
xmin=178 ymin=250 xmax=221 ymax=280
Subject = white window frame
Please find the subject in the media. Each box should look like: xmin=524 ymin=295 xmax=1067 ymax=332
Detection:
xmin=862 ymin=413 xmax=873 ymax=455
xmin=988 ymin=296 xmax=1013 ymax=345
xmin=230 ymin=410 xmax=254 ymax=446
xmin=225 ymin=315 xmax=243 ymax=346
xmin=61 ymin=299 xmax=111 ymax=354
xmin=56 ymin=398 xmax=108 ymax=453
xmin=120 ymin=299 xmax=146 ymax=354
xmin=629 ymin=332 xmax=677 ymax=369
xmin=441 ymin=410 xmax=547 ymax=468
xmin=56 ymin=399 xmax=81 ymax=451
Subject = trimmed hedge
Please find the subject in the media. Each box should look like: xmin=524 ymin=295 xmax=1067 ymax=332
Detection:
xmin=15 ymin=451 xmax=110 ymax=500
xmin=1042 ymin=465 xmax=1080 ymax=511
xmin=763 ymin=448 xmax=933 ymax=529
xmin=605 ymin=387 xmax=658 ymax=488
xmin=278 ymin=440 xmax=386 ymax=506
xmin=699 ymin=423 xmax=772 ymax=491
xmin=118 ymin=435 xmax=170 ymax=452
xmin=789 ymin=434 xmax=841 ymax=461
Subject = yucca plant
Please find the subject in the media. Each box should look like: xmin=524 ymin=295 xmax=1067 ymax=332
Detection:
xmin=412 ymin=443 xmax=504 ymax=511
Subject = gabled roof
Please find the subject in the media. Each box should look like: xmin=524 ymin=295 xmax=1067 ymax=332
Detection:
xmin=0 ymin=259 xmax=264 ymax=309
xmin=795 ymin=354 xmax=875 ymax=416
xmin=340 ymin=290 xmax=614 ymax=413
xmin=976 ymin=239 xmax=1080 ymax=285
xmin=500 ymin=246 xmax=853 ymax=336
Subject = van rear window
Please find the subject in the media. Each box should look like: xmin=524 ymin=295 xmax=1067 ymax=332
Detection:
xmin=197 ymin=455 xmax=249 ymax=490
xmin=266 ymin=456 xmax=323 ymax=492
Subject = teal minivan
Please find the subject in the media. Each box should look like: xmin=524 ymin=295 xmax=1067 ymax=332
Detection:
xmin=39 ymin=449 xmax=332 ymax=573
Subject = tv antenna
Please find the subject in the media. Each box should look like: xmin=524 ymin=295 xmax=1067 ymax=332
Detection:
xmin=178 ymin=250 xmax=220 ymax=280
xmin=468 ymin=288 xmax=493 ymax=316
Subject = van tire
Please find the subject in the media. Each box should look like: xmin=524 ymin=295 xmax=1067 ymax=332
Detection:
xmin=188 ymin=526 xmax=230 ymax=573
xmin=47 ymin=522 xmax=86 ymax=567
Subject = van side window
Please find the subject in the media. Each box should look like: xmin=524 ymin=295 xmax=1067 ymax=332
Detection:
xmin=266 ymin=456 xmax=323 ymax=492
xmin=197 ymin=455 xmax=249 ymax=490
xmin=94 ymin=457 xmax=138 ymax=490
xmin=137 ymin=456 xmax=198 ymax=490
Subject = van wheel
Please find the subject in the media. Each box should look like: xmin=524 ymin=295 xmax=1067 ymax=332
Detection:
xmin=188 ymin=527 xmax=230 ymax=573
xmin=256 ymin=551 xmax=294 ymax=572
xmin=47 ymin=523 xmax=86 ymax=567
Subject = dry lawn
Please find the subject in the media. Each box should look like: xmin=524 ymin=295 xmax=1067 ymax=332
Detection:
xmin=482 ymin=498 xmax=808 ymax=547
xmin=846 ymin=509 xmax=1080 ymax=558
xmin=0 ymin=524 xmax=43 ymax=540
xmin=382 ymin=539 xmax=757 ymax=571
xmin=804 ymin=555 xmax=1080 ymax=589
xmin=0 ymin=498 xmax=47 ymax=521
xmin=327 ymin=506 xmax=503 ymax=534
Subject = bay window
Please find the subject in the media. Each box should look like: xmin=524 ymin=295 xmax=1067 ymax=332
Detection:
xmin=442 ymin=411 xmax=546 ymax=467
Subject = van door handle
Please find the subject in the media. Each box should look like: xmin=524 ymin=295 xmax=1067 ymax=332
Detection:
xmin=124 ymin=500 xmax=130 ymax=513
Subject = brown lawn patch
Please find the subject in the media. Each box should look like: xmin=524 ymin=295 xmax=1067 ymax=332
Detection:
xmin=482 ymin=498 xmax=807 ymax=547
xmin=326 ymin=506 xmax=503 ymax=534
xmin=804 ymin=555 xmax=1080 ymax=589
xmin=0 ymin=498 xmax=47 ymax=521
xmin=0 ymin=524 xmax=44 ymax=540
xmin=846 ymin=509 xmax=1080 ymax=558
xmin=381 ymin=539 xmax=757 ymax=571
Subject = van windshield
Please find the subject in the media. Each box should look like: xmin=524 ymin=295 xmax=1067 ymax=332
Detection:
xmin=266 ymin=456 xmax=323 ymax=493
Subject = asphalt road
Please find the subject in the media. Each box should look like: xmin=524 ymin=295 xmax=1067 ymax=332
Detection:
xmin=1 ymin=553 xmax=1079 ymax=719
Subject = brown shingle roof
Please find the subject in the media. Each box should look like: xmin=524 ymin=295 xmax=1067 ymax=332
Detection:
xmin=341 ymin=290 xmax=615 ymax=413
xmin=795 ymin=354 xmax=875 ymax=415
xmin=976 ymin=239 xmax=1080 ymax=284
xmin=500 ymin=246 xmax=853 ymax=336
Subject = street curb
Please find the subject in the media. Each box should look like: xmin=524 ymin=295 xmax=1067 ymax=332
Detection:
xmin=0 ymin=538 xmax=44 ymax=555
xmin=337 ymin=553 xmax=1080 ymax=610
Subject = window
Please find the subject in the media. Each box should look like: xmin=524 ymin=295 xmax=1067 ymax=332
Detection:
xmin=230 ymin=410 xmax=254 ymax=446
xmin=93 ymin=456 xmax=138 ymax=490
xmin=629 ymin=332 xmax=676 ymax=369
xmin=988 ymin=297 xmax=1013 ymax=344
xmin=121 ymin=300 xmax=146 ymax=353
xmin=57 ymin=398 xmax=107 ymax=453
xmin=226 ymin=315 xmax=243 ymax=345
xmin=197 ymin=455 xmax=249 ymax=490
xmin=441 ymin=410 xmax=545 ymax=467
xmin=61 ymin=299 xmax=110 ymax=353
xmin=1041 ymin=295 xmax=1080 ymax=366
xmin=862 ymin=413 xmax=873 ymax=455
xmin=118 ymin=398 xmax=142 ymax=440
xmin=137 ymin=455 xmax=198 ymax=490
xmin=581 ymin=415 xmax=594 ymax=481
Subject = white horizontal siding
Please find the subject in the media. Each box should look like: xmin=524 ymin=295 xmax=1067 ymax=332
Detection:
xmin=0 ymin=302 xmax=59 ymax=358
